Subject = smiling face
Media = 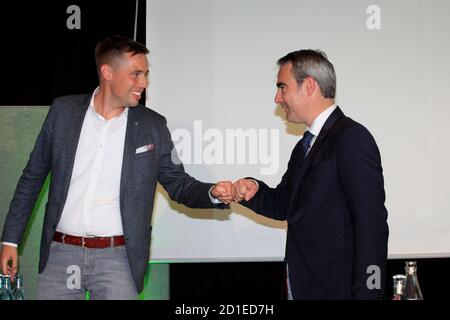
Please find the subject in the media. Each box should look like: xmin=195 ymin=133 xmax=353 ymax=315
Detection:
xmin=105 ymin=52 xmax=149 ymax=108
xmin=274 ymin=62 xmax=309 ymax=124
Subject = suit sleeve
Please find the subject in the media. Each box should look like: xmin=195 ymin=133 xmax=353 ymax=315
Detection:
xmin=337 ymin=126 xmax=389 ymax=299
xmin=240 ymin=142 xmax=301 ymax=221
xmin=1 ymin=105 xmax=55 ymax=245
xmin=157 ymin=117 xmax=227 ymax=209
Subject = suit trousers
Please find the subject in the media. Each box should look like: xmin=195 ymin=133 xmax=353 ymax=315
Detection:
xmin=37 ymin=241 xmax=138 ymax=300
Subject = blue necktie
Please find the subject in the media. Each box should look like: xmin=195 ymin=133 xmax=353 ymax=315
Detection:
xmin=301 ymin=131 xmax=314 ymax=158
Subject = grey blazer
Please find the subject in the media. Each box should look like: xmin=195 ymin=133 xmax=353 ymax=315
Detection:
xmin=1 ymin=93 xmax=224 ymax=292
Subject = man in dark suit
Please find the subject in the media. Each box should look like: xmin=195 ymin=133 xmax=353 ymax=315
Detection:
xmin=0 ymin=35 xmax=232 ymax=299
xmin=232 ymin=50 xmax=389 ymax=299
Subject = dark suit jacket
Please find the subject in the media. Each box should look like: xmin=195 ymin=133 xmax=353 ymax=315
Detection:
xmin=241 ymin=107 xmax=389 ymax=299
xmin=1 ymin=93 xmax=224 ymax=293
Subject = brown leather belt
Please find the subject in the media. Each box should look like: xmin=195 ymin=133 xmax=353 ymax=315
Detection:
xmin=53 ymin=231 xmax=125 ymax=248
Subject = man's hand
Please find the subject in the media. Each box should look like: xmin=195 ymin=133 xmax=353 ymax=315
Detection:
xmin=211 ymin=181 xmax=233 ymax=204
xmin=233 ymin=179 xmax=259 ymax=202
xmin=0 ymin=245 xmax=18 ymax=281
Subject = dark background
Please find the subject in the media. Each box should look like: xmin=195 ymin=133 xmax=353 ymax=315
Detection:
xmin=170 ymin=258 xmax=450 ymax=300
xmin=0 ymin=0 xmax=146 ymax=106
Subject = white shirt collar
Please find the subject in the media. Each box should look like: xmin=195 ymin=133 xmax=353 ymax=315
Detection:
xmin=308 ymin=104 xmax=337 ymax=137
xmin=88 ymin=86 xmax=128 ymax=122
xmin=88 ymin=86 xmax=100 ymax=111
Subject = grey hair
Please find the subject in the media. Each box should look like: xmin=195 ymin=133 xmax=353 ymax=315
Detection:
xmin=277 ymin=49 xmax=336 ymax=98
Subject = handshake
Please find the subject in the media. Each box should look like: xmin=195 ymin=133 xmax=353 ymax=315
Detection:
xmin=210 ymin=179 xmax=259 ymax=205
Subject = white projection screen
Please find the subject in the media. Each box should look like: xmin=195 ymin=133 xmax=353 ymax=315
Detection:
xmin=146 ymin=0 xmax=450 ymax=261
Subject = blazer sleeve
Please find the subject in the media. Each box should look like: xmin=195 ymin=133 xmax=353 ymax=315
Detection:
xmin=337 ymin=125 xmax=389 ymax=299
xmin=240 ymin=142 xmax=302 ymax=221
xmin=156 ymin=117 xmax=228 ymax=209
xmin=1 ymin=105 xmax=55 ymax=245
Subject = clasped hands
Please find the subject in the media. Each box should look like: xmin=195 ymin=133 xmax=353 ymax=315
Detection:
xmin=211 ymin=179 xmax=259 ymax=205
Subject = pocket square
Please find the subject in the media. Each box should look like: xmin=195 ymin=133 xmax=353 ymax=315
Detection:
xmin=136 ymin=144 xmax=155 ymax=154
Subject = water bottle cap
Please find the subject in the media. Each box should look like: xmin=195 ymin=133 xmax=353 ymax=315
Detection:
xmin=393 ymin=274 xmax=406 ymax=280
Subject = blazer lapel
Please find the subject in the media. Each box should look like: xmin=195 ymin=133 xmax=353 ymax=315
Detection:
xmin=61 ymin=95 xmax=90 ymax=205
xmin=287 ymin=107 xmax=344 ymax=222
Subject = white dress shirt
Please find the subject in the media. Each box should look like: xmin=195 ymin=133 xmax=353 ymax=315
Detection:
xmin=56 ymin=88 xmax=128 ymax=236
xmin=306 ymin=104 xmax=337 ymax=152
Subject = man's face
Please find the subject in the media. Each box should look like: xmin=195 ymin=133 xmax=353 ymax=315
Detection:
xmin=274 ymin=62 xmax=307 ymax=124
xmin=109 ymin=52 xmax=149 ymax=107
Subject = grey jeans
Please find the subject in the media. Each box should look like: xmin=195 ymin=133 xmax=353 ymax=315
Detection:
xmin=37 ymin=241 xmax=138 ymax=300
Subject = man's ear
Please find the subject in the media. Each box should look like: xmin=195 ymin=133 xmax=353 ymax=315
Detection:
xmin=100 ymin=64 xmax=113 ymax=81
xmin=303 ymin=76 xmax=317 ymax=97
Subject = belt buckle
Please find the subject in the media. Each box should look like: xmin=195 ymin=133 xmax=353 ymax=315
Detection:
xmin=82 ymin=235 xmax=95 ymax=248
xmin=61 ymin=233 xmax=66 ymax=244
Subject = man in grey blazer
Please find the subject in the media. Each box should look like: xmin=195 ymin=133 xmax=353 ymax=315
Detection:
xmin=0 ymin=35 xmax=232 ymax=299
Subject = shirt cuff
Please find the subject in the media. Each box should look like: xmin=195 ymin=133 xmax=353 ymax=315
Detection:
xmin=1 ymin=242 xmax=18 ymax=248
xmin=208 ymin=185 xmax=223 ymax=204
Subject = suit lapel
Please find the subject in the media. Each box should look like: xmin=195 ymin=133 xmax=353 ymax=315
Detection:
xmin=61 ymin=95 xmax=90 ymax=204
xmin=287 ymin=107 xmax=344 ymax=221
